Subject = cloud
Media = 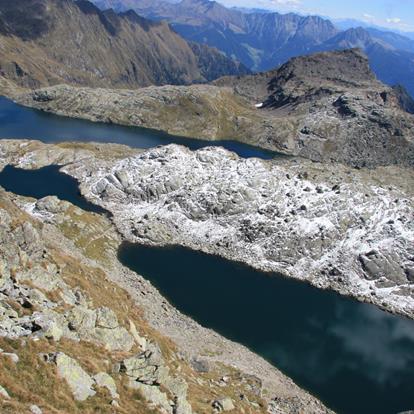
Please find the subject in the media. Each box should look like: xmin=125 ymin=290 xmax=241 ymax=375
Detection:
xmin=363 ymin=13 xmax=375 ymax=20
xmin=386 ymin=17 xmax=402 ymax=24
xmin=267 ymin=0 xmax=301 ymax=4
xmin=359 ymin=13 xmax=413 ymax=32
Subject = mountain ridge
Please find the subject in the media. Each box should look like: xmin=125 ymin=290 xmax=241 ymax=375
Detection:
xmin=97 ymin=0 xmax=414 ymax=97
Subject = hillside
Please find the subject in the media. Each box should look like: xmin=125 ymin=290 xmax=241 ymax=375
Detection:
xmin=0 ymin=0 xmax=248 ymax=90
xmin=0 ymin=140 xmax=334 ymax=414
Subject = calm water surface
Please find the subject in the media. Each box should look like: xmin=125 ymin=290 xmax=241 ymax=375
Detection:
xmin=1 ymin=101 xmax=414 ymax=414
xmin=0 ymin=165 xmax=107 ymax=215
xmin=119 ymin=243 xmax=414 ymax=414
xmin=0 ymin=96 xmax=276 ymax=159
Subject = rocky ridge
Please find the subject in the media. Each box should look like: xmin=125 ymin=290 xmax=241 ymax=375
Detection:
xmin=0 ymin=139 xmax=332 ymax=414
xmin=59 ymin=144 xmax=414 ymax=319
xmin=16 ymin=49 xmax=414 ymax=168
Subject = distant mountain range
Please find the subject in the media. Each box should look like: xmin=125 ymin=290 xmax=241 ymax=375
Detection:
xmin=0 ymin=0 xmax=248 ymax=90
xmin=93 ymin=0 xmax=414 ymax=97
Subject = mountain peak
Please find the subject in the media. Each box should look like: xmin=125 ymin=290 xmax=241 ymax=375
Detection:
xmin=273 ymin=48 xmax=375 ymax=87
xmin=265 ymin=48 xmax=379 ymax=108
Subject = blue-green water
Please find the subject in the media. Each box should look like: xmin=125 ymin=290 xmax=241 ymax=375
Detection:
xmin=0 ymin=97 xmax=277 ymax=159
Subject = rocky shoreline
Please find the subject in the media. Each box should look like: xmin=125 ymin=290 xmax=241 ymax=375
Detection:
xmin=4 ymin=139 xmax=413 ymax=320
xmin=0 ymin=139 xmax=333 ymax=413
xmin=63 ymin=144 xmax=414 ymax=321
xmin=14 ymin=49 xmax=414 ymax=168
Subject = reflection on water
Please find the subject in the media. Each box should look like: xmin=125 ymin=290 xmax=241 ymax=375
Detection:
xmin=327 ymin=304 xmax=414 ymax=384
xmin=0 ymin=96 xmax=277 ymax=159
xmin=118 ymin=243 xmax=414 ymax=414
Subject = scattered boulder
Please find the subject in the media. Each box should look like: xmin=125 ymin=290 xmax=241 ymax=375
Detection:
xmin=32 ymin=310 xmax=67 ymax=341
xmin=91 ymin=326 xmax=135 ymax=352
xmin=30 ymin=405 xmax=43 ymax=414
xmin=212 ymin=396 xmax=235 ymax=412
xmin=164 ymin=376 xmax=192 ymax=414
xmin=66 ymin=306 xmax=97 ymax=334
xmin=191 ymin=358 xmax=210 ymax=373
xmin=96 ymin=307 xmax=118 ymax=329
xmin=121 ymin=343 xmax=168 ymax=385
xmin=93 ymin=372 xmax=119 ymax=399
xmin=2 ymin=352 xmax=19 ymax=364
xmin=0 ymin=385 xmax=9 ymax=399
xmin=359 ymin=251 xmax=408 ymax=284
xmin=35 ymin=196 xmax=68 ymax=214
xmin=54 ymin=353 xmax=96 ymax=401
xmin=66 ymin=306 xmax=134 ymax=352
xmin=128 ymin=381 xmax=173 ymax=414
xmin=129 ymin=319 xmax=147 ymax=350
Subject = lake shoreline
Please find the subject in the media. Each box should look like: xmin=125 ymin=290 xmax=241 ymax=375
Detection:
xmin=1 ymin=150 xmax=414 ymax=413
xmin=0 ymin=153 xmax=334 ymax=413
xmin=117 ymin=241 xmax=414 ymax=414
xmin=0 ymin=95 xmax=279 ymax=160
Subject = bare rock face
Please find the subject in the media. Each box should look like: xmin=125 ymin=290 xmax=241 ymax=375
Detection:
xmin=220 ymin=49 xmax=414 ymax=167
xmin=264 ymin=48 xmax=378 ymax=107
xmin=53 ymin=353 xmax=97 ymax=401
xmin=68 ymin=144 xmax=414 ymax=319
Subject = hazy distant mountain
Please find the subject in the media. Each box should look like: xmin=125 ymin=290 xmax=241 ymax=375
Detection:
xmin=229 ymin=7 xmax=271 ymax=14
xmin=333 ymin=18 xmax=372 ymax=31
xmin=365 ymin=28 xmax=414 ymax=53
xmin=316 ymin=28 xmax=414 ymax=98
xmin=0 ymin=0 xmax=248 ymax=90
xmin=96 ymin=0 xmax=338 ymax=71
xmin=91 ymin=0 xmax=414 ymax=97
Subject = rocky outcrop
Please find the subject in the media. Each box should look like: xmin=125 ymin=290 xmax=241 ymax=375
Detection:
xmin=0 ymin=140 xmax=332 ymax=413
xmin=16 ymin=83 xmax=265 ymax=144
xmin=0 ymin=0 xmax=247 ymax=90
xmin=220 ymin=49 xmax=414 ymax=167
xmin=0 ymin=385 xmax=9 ymax=399
xmin=62 ymin=144 xmax=414 ymax=319
xmin=54 ymin=353 xmax=97 ymax=401
xmin=16 ymin=49 xmax=414 ymax=168
xmin=213 ymin=396 xmax=235 ymax=412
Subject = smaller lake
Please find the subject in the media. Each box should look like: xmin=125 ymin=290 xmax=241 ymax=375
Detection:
xmin=0 ymin=165 xmax=107 ymax=215
xmin=0 ymin=97 xmax=277 ymax=160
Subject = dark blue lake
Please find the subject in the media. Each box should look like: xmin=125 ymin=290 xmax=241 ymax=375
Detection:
xmin=0 ymin=165 xmax=108 ymax=215
xmin=0 ymin=96 xmax=276 ymax=159
xmin=119 ymin=243 xmax=414 ymax=414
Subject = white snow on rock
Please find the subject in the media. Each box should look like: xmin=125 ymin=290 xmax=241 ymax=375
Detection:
xmin=65 ymin=144 xmax=414 ymax=318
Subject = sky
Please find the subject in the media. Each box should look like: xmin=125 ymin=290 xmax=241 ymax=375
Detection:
xmin=219 ymin=0 xmax=414 ymax=32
